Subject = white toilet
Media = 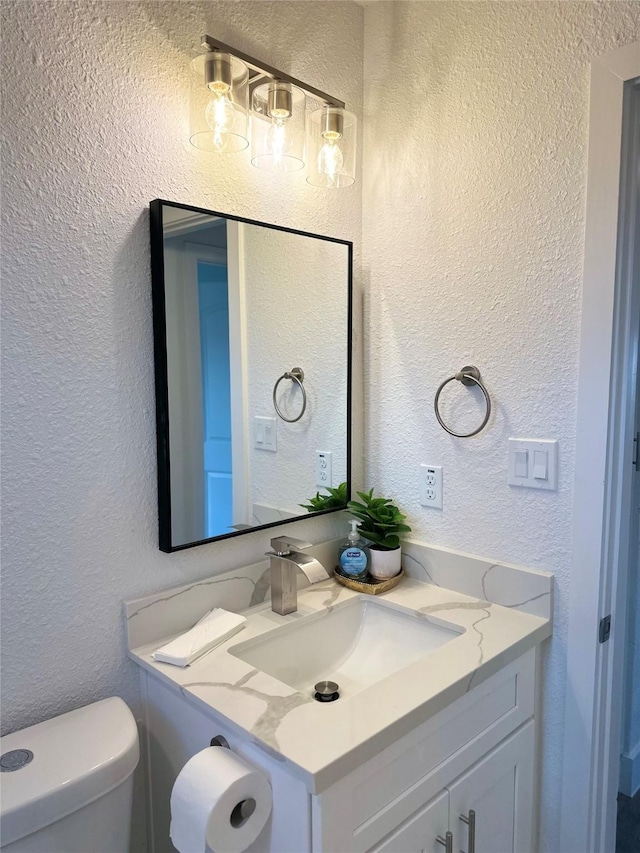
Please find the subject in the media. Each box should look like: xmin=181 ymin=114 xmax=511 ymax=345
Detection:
xmin=0 ymin=697 xmax=139 ymax=852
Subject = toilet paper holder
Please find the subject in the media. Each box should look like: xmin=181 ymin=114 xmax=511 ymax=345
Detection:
xmin=208 ymin=736 xmax=260 ymax=831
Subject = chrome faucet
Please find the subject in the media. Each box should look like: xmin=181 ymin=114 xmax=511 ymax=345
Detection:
xmin=267 ymin=536 xmax=330 ymax=615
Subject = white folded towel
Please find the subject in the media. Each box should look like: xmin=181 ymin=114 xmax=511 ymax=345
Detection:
xmin=152 ymin=608 xmax=247 ymax=667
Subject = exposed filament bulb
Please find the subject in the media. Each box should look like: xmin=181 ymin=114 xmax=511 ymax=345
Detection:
xmin=317 ymin=133 xmax=344 ymax=185
xmin=266 ymin=117 xmax=292 ymax=162
xmin=205 ymin=94 xmax=236 ymax=152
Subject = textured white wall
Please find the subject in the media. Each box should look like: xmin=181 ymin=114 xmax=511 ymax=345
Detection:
xmin=362 ymin=3 xmax=640 ymax=850
xmin=1 ymin=0 xmax=363 ymax=735
xmin=244 ymin=227 xmax=349 ymax=516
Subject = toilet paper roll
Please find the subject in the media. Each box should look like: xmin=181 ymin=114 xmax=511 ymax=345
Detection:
xmin=170 ymin=747 xmax=272 ymax=853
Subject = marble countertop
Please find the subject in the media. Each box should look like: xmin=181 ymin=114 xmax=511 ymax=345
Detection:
xmin=129 ymin=576 xmax=551 ymax=793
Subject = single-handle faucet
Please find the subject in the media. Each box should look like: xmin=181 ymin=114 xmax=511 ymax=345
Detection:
xmin=267 ymin=536 xmax=331 ymax=615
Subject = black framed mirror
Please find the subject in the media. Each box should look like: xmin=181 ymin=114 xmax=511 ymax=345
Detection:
xmin=149 ymin=200 xmax=352 ymax=552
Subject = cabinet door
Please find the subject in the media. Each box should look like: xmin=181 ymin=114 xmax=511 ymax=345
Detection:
xmin=447 ymin=721 xmax=534 ymax=853
xmin=367 ymin=790 xmax=449 ymax=853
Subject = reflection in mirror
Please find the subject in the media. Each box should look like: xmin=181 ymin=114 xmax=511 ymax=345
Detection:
xmin=150 ymin=200 xmax=352 ymax=551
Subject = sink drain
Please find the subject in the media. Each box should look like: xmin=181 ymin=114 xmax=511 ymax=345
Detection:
xmin=314 ymin=680 xmax=340 ymax=702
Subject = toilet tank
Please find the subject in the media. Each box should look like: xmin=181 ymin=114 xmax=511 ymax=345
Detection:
xmin=0 ymin=697 xmax=139 ymax=852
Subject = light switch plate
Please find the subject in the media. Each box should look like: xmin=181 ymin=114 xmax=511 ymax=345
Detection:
xmin=508 ymin=439 xmax=558 ymax=490
xmin=254 ymin=416 xmax=277 ymax=452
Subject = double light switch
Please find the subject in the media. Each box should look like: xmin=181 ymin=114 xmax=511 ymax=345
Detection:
xmin=254 ymin=416 xmax=277 ymax=451
xmin=508 ymin=439 xmax=558 ymax=490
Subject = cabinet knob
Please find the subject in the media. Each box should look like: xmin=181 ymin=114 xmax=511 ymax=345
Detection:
xmin=459 ymin=809 xmax=476 ymax=853
xmin=436 ymin=830 xmax=453 ymax=853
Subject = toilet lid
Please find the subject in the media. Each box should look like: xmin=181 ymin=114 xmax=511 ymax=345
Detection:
xmin=0 ymin=697 xmax=139 ymax=846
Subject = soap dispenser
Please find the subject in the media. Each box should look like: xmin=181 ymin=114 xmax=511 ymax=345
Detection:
xmin=338 ymin=519 xmax=369 ymax=580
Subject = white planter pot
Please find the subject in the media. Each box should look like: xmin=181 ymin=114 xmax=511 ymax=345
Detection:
xmin=368 ymin=546 xmax=402 ymax=580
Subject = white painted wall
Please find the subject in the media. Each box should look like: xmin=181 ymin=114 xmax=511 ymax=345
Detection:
xmin=244 ymin=226 xmax=349 ymax=518
xmin=0 ymin=0 xmax=363 ymax=738
xmin=361 ymin=2 xmax=640 ymax=851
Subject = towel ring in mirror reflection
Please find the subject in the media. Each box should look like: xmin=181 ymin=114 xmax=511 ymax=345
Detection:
xmin=273 ymin=367 xmax=307 ymax=423
xmin=434 ymin=365 xmax=491 ymax=438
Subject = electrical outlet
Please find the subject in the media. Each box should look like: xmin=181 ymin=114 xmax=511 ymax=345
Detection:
xmin=420 ymin=464 xmax=443 ymax=509
xmin=315 ymin=450 xmax=333 ymax=488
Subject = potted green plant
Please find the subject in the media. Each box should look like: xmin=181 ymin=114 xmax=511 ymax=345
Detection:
xmin=300 ymin=482 xmax=348 ymax=513
xmin=347 ymin=489 xmax=411 ymax=579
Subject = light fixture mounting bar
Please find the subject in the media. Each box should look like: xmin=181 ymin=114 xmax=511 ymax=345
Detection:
xmin=201 ymin=35 xmax=345 ymax=109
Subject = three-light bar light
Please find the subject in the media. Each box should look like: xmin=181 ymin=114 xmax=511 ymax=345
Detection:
xmin=189 ymin=36 xmax=357 ymax=188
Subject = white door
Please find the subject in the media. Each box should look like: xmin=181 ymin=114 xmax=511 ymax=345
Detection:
xmin=447 ymin=722 xmax=535 ymax=853
xmin=367 ymin=790 xmax=450 ymax=853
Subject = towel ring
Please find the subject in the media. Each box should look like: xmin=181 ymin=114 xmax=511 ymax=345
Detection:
xmin=434 ymin=365 xmax=491 ymax=438
xmin=273 ymin=367 xmax=307 ymax=423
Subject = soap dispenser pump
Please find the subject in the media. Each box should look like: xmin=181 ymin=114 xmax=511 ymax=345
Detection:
xmin=338 ymin=519 xmax=369 ymax=580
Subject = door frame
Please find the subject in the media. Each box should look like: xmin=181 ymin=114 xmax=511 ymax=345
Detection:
xmin=185 ymin=243 xmax=236 ymax=537
xmin=184 ymin=239 xmax=249 ymax=531
xmin=619 ymin=85 xmax=640 ymax=803
xmin=560 ymin=41 xmax=640 ymax=853
xmin=224 ymin=220 xmax=250 ymax=526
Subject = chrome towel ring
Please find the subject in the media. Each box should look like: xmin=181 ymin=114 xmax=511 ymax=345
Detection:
xmin=273 ymin=367 xmax=307 ymax=423
xmin=434 ymin=365 xmax=491 ymax=438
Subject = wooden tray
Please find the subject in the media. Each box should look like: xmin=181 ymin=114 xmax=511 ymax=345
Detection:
xmin=333 ymin=568 xmax=404 ymax=595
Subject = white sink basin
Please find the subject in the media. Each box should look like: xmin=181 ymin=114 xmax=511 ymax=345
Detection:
xmin=229 ymin=597 xmax=463 ymax=699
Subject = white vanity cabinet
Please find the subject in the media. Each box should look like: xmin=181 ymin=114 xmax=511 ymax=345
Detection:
xmin=312 ymin=649 xmax=535 ymax=853
xmin=141 ymin=647 xmax=537 ymax=853
xmin=364 ymin=723 xmax=533 ymax=853
xmin=370 ymin=790 xmax=449 ymax=853
xmin=447 ymin=722 xmax=534 ymax=853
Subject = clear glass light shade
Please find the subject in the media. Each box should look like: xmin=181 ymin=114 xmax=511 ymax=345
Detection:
xmin=189 ymin=52 xmax=249 ymax=153
xmin=251 ymin=82 xmax=306 ymax=172
xmin=306 ymin=107 xmax=357 ymax=188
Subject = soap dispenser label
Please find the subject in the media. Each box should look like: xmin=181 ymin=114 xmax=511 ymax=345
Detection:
xmin=339 ymin=548 xmax=368 ymax=576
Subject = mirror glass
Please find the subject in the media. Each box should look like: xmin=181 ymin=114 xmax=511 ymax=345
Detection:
xmin=150 ymin=200 xmax=352 ymax=551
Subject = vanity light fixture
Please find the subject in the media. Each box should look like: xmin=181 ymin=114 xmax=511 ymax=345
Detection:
xmin=251 ymin=82 xmax=306 ymax=172
xmin=190 ymin=36 xmax=357 ymax=187
xmin=306 ymin=106 xmax=357 ymax=188
xmin=189 ymin=51 xmax=249 ymax=153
